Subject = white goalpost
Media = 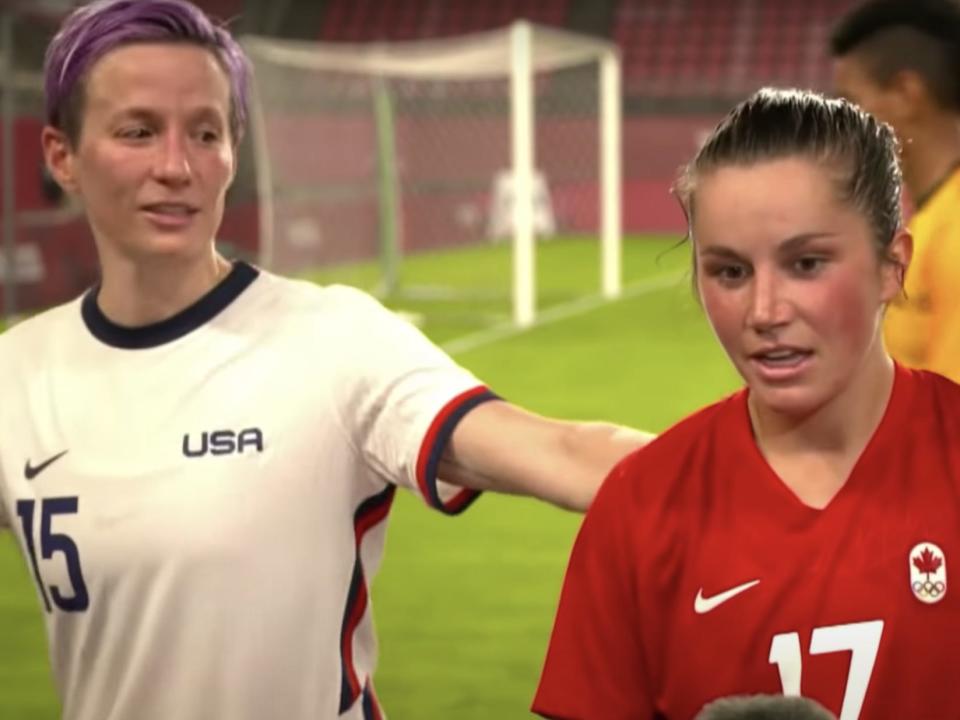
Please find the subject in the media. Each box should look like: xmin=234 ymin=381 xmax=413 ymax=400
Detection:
xmin=242 ymin=21 xmax=622 ymax=327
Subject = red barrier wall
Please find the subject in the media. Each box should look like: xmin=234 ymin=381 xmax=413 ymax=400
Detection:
xmin=1 ymin=113 xmax=723 ymax=312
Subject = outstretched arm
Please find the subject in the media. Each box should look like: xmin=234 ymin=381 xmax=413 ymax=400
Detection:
xmin=440 ymin=401 xmax=653 ymax=512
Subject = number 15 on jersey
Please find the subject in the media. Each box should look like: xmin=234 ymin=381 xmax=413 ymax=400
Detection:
xmin=16 ymin=497 xmax=89 ymax=613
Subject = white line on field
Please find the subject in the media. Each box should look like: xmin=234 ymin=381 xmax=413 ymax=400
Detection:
xmin=441 ymin=270 xmax=686 ymax=356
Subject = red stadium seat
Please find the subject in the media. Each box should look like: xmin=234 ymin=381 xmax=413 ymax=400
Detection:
xmin=319 ymin=0 xmax=570 ymax=42
xmin=613 ymin=0 xmax=862 ymax=96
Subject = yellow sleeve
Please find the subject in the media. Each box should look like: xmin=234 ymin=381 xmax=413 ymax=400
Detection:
xmin=888 ymin=171 xmax=960 ymax=382
xmin=923 ymin=221 xmax=960 ymax=383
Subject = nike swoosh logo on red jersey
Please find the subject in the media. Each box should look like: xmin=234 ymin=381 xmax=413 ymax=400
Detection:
xmin=694 ymin=579 xmax=760 ymax=614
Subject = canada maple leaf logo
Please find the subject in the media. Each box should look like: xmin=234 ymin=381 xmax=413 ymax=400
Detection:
xmin=913 ymin=546 xmax=943 ymax=579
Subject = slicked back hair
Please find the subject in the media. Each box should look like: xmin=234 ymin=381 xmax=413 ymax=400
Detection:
xmin=675 ymin=88 xmax=902 ymax=265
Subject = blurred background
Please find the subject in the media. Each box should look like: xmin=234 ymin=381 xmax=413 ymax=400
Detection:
xmin=0 ymin=0 xmax=861 ymax=319
xmin=0 ymin=1 xmax=859 ymax=718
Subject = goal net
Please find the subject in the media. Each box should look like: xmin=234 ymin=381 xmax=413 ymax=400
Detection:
xmin=242 ymin=22 xmax=621 ymax=329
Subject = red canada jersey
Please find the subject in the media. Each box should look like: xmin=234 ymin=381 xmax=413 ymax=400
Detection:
xmin=534 ymin=365 xmax=960 ymax=720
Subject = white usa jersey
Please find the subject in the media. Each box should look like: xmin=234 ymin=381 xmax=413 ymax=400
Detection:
xmin=0 ymin=262 xmax=495 ymax=720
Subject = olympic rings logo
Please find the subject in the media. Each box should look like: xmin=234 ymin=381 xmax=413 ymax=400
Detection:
xmin=912 ymin=580 xmax=946 ymax=597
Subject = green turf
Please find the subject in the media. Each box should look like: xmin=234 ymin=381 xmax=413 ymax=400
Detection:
xmin=0 ymin=235 xmax=740 ymax=719
xmin=301 ymin=234 xmax=690 ymax=344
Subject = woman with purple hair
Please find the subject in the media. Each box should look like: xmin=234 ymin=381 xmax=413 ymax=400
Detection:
xmin=0 ymin=1 xmax=650 ymax=718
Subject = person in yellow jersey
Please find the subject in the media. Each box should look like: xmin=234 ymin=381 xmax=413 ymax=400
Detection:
xmin=831 ymin=0 xmax=960 ymax=381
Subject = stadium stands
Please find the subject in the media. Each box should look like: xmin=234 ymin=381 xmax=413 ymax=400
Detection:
xmin=320 ymin=0 xmax=570 ymax=42
xmin=613 ymin=0 xmax=861 ymax=97
xmin=0 ymin=0 xmax=884 ymax=315
xmin=314 ymin=0 xmax=863 ymax=98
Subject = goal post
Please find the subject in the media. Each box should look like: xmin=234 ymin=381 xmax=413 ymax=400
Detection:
xmin=242 ymin=22 xmax=622 ymax=328
xmin=372 ymin=76 xmax=401 ymax=296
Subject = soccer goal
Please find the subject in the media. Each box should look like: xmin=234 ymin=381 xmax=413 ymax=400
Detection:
xmin=242 ymin=22 xmax=621 ymax=328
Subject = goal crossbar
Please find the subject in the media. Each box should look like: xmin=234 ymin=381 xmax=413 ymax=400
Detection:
xmin=242 ymin=22 xmax=622 ymax=327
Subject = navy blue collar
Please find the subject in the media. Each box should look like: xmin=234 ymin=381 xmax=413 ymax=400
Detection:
xmin=82 ymin=261 xmax=259 ymax=349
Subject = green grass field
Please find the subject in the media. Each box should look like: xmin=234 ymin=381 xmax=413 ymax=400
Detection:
xmin=0 ymin=235 xmax=741 ymax=718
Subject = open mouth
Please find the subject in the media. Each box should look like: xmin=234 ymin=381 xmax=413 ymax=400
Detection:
xmin=748 ymin=347 xmax=815 ymax=381
xmin=751 ymin=348 xmax=813 ymax=367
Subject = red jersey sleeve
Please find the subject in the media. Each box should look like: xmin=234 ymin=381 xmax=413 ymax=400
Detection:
xmin=532 ymin=458 xmax=653 ymax=720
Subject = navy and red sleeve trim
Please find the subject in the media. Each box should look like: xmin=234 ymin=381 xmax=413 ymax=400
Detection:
xmin=415 ymin=386 xmax=500 ymax=515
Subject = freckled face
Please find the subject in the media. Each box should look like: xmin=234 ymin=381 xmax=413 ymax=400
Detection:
xmin=693 ymin=157 xmax=901 ymax=418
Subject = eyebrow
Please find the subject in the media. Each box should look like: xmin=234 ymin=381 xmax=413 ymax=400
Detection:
xmin=110 ymin=107 xmax=157 ymax=122
xmin=111 ymin=106 xmax=226 ymax=126
xmin=188 ymin=107 xmax=228 ymax=126
xmin=777 ymin=231 xmax=838 ymax=253
xmin=698 ymin=231 xmax=838 ymax=259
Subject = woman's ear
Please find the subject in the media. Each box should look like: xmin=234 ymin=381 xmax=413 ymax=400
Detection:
xmin=41 ymin=126 xmax=79 ymax=196
xmin=883 ymin=228 xmax=913 ymax=303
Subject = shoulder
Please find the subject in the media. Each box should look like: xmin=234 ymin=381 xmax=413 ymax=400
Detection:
xmin=597 ymin=391 xmax=746 ymax=509
xmin=943 ymin=167 xmax=960 ymax=211
xmin=252 ymin=270 xmax=399 ymax=330
xmin=0 ymin=297 xmax=82 ymax=362
xmin=916 ymin=171 xmax=960 ymax=243
xmin=616 ymin=392 xmax=744 ymax=481
xmin=582 ymin=392 xmax=748 ymax=583
xmin=238 ymin=271 xmax=413 ymax=344
xmin=900 ymin=364 xmax=960 ymax=396
xmin=245 ymin=270 xmax=458 ymax=379
xmin=246 ymin=269 xmax=388 ymax=318
xmin=885 ymin=366 xmax=960 ymax=446
xmin=906 ymin=366 xmax=960 ymax=409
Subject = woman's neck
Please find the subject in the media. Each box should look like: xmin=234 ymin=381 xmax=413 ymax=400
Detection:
xmin=902 ymin=116 xmax=960 ymax=210
xmin=747 ymin=343 xmax=895 ymax=508
xmin=96 ymin=248 xmax=232 ymax=327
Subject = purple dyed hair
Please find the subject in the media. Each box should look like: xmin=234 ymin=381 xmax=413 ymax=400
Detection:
xmin=44 ymin=0 xmax=251 ymax=144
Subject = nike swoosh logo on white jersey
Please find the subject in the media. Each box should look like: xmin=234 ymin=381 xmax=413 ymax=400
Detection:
xmin=24 ymin=449 xmax=69 ymax=481
xmin=694 ymin=579 xmax=760 ymax=614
